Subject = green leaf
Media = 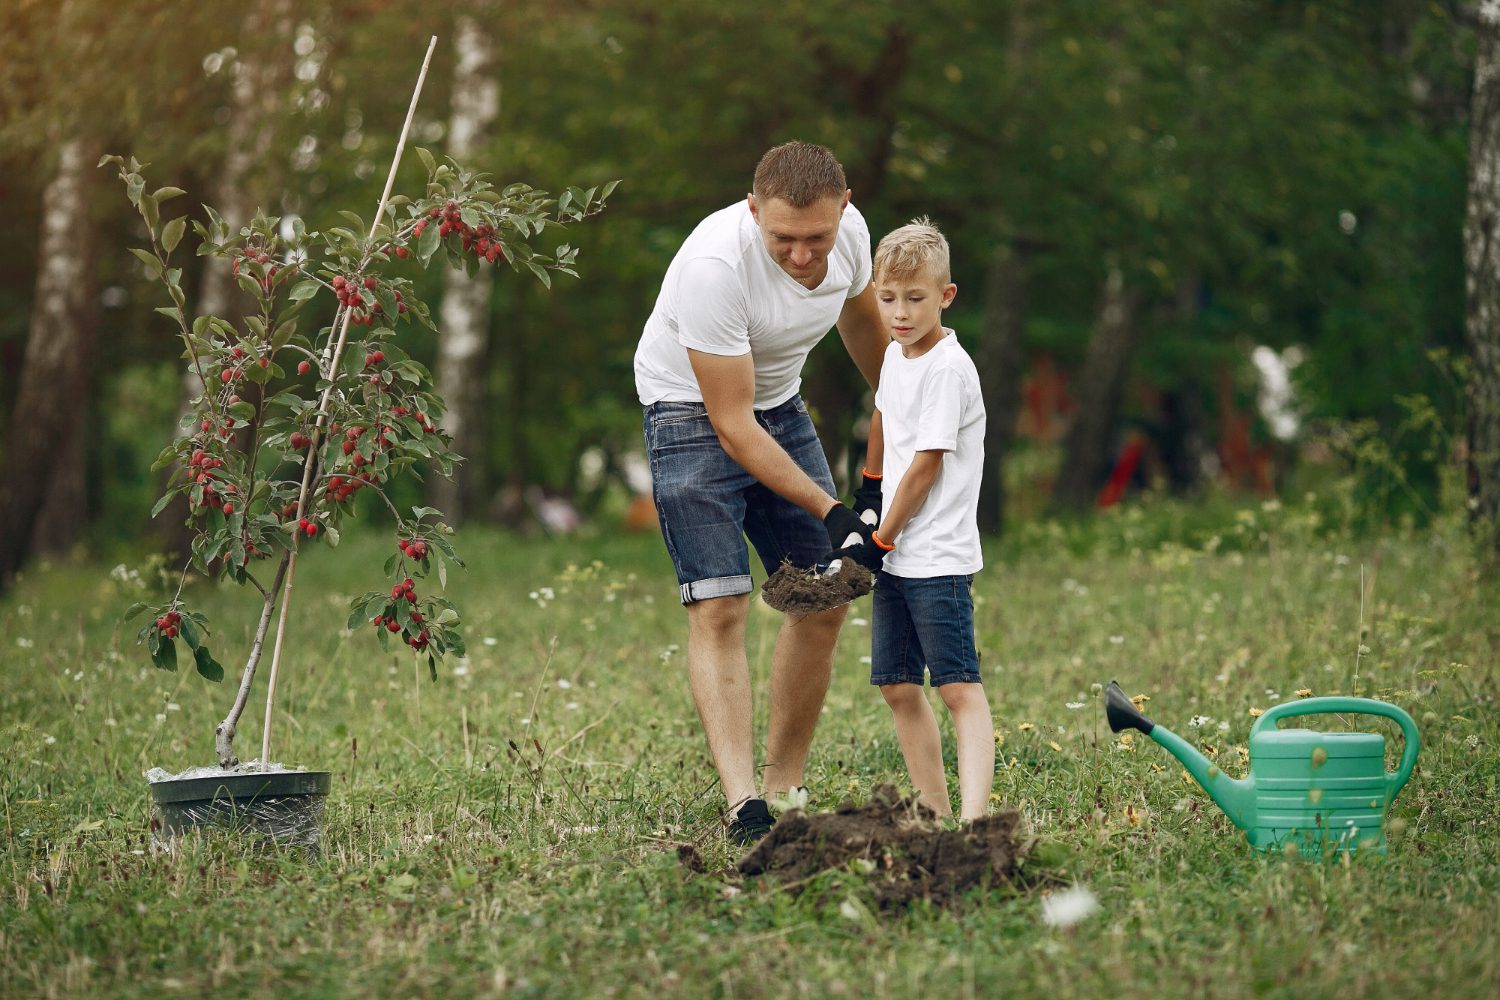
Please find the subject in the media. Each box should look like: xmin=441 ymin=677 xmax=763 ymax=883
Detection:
xmin=141 ymin=193 xmax=160 ymax=237
xmin=526 ymin=261 xmax=552 ymax=289
xmin=179 ymin=616 xmax=201 ymax=650
xmin=158 ymin=636 xmax=178 ymax=672
xmin=130 ymin=247 xmax=164 ymax=277
xmin=338 ymin=210 xmax=366 ymax=232
xmin=161 ymin=217 xmax=187 ymax=253
xmin=122 ymin=602 xmax=150 ymax=623
xmin=153 ymin=186 xmax=187 ymax=205
xmin=228 ymin=401 xmax=256 ymax=422
xmin=323 ymin=525 xmax=341 ymax=548
xmin=126 ymin=172 xmax=145 ymax=208
xmin=288 ymin=279 xmax=320 ymax=302
xmin=435 ymin=608 xmax=459 ymax=625
xmin=415 ymin=146 xmax=436 ymax=176
xmin=150 ymin=492 xmax=176 ymax=518
xmin=417 ymin=220 xmax=440 ymax=263
xmin=154 ymin=306 xmax=184 ymax=323
xmin=194 ymin=645 xmax=224 ymax=682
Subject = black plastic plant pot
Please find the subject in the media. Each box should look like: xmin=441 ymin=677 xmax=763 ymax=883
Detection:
xmin=149 ymin=770 xmax=332 ymax=855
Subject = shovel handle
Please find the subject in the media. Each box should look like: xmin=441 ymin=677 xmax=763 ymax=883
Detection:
xmin=1253 ymin=697 xmax=1420 ymax=799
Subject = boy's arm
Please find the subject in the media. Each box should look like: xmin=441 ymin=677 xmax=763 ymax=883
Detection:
xmin=863 ymin=409 xmax=884 ymax=476
xmin=876 ymin=449 xmax=944 ymax=546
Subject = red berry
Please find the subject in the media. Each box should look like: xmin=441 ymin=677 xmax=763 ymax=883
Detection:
xmin=232 ymin=347 xmax=245 ymax=359
xmin=372 ymin=615 xmax=383 ymax=628
xmin=332 ymin=275 xmax=346 ymax=288
xmin=391 ymin=585 xmax=404 ymax=599
xmin=402 ymin=578 xmax=414 ymax=589
xmin=164 ymin=626 xmax=178 ymax=639
xmin=305 ymin=522 xmax=318 ymax=537
xmin=395 ymin=247 xmax=409 ymax=259
xmin=387 ymin=619 xmax=401 ymax=633
xmin=222 ymin=502 xmax=234 ymax=515
xmin=298 ymin=360 xmax=312 ymax=374
xmin=220 ymin=369 xmax=233 ymax=384
xmin=410 ymin=611 xmax=423 ymax=624
xmin=259 ymin=357 xmax=269 ymax=369
xmin=342 ymin=440 xmax=355 ymax=455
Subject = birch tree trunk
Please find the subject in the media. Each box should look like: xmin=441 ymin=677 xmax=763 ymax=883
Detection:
xmin=0 ymin=136 xmax=104 ymax=590
xmin=430 ymin=11 xmax=500 ymax=523
xmin=164 ymin=0 xmax=293 ymax=557
xmin=1464 ymin=2 xmax=1500 ymax=559
xmin=1051 ymin=268 xmax=1141 ymax=512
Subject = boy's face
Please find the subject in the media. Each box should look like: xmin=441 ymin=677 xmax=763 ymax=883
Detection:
xmin=748 ymin=192 xmax=849 ymax=289
xmin=875 ymin=266 xmax=957 ymax=356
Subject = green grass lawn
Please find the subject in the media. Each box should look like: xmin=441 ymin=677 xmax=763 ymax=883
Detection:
xmin=3 ymin=500 xmax=1498 ymax=999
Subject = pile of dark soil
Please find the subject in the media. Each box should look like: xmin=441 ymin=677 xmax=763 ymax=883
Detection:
xmin=736 ymin=785 xmax=1040 ymax=909
xmin=760 ymin=558 xmax=873 ymax=614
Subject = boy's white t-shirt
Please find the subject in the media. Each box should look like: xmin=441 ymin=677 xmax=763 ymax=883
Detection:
xmin=875 ymin=332 xmax=986 ymax=578
xmin=634 ymin=200 xmax=872 ymax=410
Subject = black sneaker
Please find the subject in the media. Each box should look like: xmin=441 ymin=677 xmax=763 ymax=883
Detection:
xmin=726 ymin=798 xmax=776 ymax=846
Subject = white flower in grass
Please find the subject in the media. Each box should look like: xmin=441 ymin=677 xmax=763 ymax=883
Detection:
xmin=1218 ymin=721 xmax=1231 ymax=732
xmin=44 ymin=735 xmax=56 ymax=745
xmin=1065 ymin=702 xmax=1085 ymax=710
xmin=482 ymin=637 xmax=498 ymax=646
xmin=1109 ymin=635 xmax=1124 ymax=645
xmin=1041 ymin=885 xmax=1100 ymax=928
xmin=557 ymin=679 xmax=573 ymax=690
xmin=1188 ymin=715 xmax=1211 ymax=729
xmin=851 ymin=617 xmax=868 ymax=627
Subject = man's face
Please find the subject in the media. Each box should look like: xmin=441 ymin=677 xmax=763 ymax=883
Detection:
xmin=748 ymin=191 xmax=849 ymax=289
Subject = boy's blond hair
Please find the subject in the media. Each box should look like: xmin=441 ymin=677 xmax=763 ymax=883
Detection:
xmin=874 ymin=217 xmax=951 ymax=284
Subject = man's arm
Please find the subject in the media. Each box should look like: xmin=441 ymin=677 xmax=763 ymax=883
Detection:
xmin=877 ymin=450 xmax=944 ymax=544
xmin=688 ymin=348 xmax=838 ymax=517
xmin=836 ymin=282 xmax=888 ymax=391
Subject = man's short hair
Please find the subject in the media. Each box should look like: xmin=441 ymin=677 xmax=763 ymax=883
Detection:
xmin=752 ymin=141 xmax=847 ymax=208
xmin=874 ymin=217 xmax=951 ymax=284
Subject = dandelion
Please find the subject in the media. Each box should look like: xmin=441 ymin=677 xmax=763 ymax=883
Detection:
xmin=1048 ymin=740 xmax=1063 ymax=752
xmin=1124 ymin=804 xmax=1147 ymax=828
xmin=993 ymin=730 xmax=1006 ymax=748
xmin=1117 ymin=733 xmax=1135 ymax=750
xmin=1248 ymin=707 xmax=1264 ymax=717
xmin=1041 ymin=885 xmax=1100 ymax=929
xmin=1018 ymin=722 xmax=1035 ymax=731
xmin=1129 ymin=693 xmax=1150 ymax=708
xmin=1295 ymin=688 xmax=1312 ymax=697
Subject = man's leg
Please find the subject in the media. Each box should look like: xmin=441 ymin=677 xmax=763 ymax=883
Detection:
xmin=761 ymin=603 xmax=846 ymax=797
xmin=685 ymin=593 xmax=758 ymax=812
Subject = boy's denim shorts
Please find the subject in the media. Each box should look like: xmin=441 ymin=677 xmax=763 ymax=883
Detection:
xmin=871 ymin=571 xmax=982 ymax=687
xmin=643 ymin=395 xmax=835 ymax=605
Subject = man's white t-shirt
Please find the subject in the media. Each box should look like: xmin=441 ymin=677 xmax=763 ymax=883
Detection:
xmin=634 ymin=200 xmax=872 ymax=410
xmin=875 ymin=332 xmax=986 ymax=578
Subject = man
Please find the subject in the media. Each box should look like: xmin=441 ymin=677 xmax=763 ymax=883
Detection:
xmin=634 ymin=141 xmax=888 ymax=844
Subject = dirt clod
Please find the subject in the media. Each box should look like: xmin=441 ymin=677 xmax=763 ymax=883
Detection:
xmin=737 ymin=785 xmax=1038 ymax=909
xmin=760 ymin=558 xmax=873 ymax=615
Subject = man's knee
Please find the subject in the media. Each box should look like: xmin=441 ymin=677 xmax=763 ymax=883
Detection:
xmin=786 ymin=602 xmax=848 ymax=635
xmin=686 ymin=593 xmax=751 ymax=641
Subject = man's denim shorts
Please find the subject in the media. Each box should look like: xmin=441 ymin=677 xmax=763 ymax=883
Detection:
xmin=643 ymin=395 xmax=835 ymax=605
xmin=871 ymin=571 xmax=982 ymax=686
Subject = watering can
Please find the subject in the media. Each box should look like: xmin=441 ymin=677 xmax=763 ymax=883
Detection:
xmin=1104 ymin=681 xmax=1419 ymax=857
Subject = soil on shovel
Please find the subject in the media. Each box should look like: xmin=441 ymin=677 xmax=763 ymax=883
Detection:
xmin=736 ymin=785 xmax=1039 ymax=909
xmin=760 ymin=558 xmax=873 ymax=615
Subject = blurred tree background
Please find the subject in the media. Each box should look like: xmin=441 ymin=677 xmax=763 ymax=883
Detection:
xmin=0 ymin=0 xmax=1486 ymax=578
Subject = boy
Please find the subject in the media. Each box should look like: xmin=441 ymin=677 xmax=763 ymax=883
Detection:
xmin=857 ymin=217 xmax=994 ymax=820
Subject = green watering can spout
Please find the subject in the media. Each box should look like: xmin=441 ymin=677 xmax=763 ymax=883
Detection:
xmin=1105 ymin=680 xmax=1257 ymax=831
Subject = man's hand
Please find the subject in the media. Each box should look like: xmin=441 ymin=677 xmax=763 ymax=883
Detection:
xmin=823 ymin=502 xmax=873 ymax=552
xmin=851 ymin=470 xmax=882 ymax=527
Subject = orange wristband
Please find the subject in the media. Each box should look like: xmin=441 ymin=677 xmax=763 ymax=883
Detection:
xmin=870 ymin=530 xmax=895 ymax=551
xmin=861 ymin=468 xmax=882 ymax=480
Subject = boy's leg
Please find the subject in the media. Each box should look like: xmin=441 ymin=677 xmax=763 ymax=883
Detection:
xmin=872 ymin=571 xmax=950 ymax=815
xmin=910 ymin=575 xmax=992 ymax=821
xmin=881 ymin=682 xmax=950 ymax=816
xmin=938 ymin=682 xmax=995 ymax=821
xmin=762 ymin=604 xmax=845 ymax=798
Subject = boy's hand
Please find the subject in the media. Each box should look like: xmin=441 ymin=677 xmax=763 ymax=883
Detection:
xmin=851 ymin=470 xmax=882 ymax=527
xmin=836 ymin=539 xmax=887 ymax=572
xmin=823 ymin=502 xmax=874 ymax=551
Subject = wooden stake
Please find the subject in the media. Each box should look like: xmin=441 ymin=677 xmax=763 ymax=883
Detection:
xmin=260 ymin=36 xmax=439 ymax=768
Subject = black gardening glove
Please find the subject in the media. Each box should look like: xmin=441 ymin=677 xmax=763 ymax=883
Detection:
xmin=836 ymin=538 xmax=888 ymax=572
xmin=850 ymin=470 xmax=883 ymax=528
xmin=823 ymin=502 xmax=874 ymax=553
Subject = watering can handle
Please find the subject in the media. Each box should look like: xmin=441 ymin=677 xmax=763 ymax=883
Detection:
xmin=1252 ymin=697 xmax=1420 ymax=799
